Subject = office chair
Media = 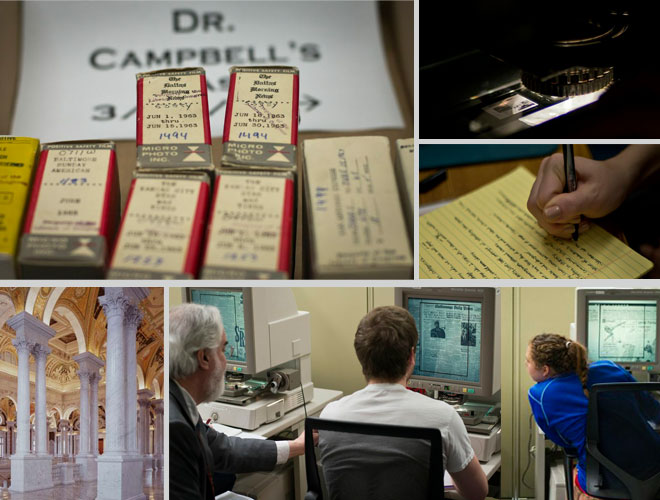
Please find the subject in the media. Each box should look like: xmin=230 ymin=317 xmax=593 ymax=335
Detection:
xmin=584 ymin=382 xmax=660 ymax=500
xmin=303 ymin=416 xmax=444 ymax=500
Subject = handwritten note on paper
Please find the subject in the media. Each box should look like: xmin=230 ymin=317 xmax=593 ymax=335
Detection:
xmin=419 ymin=167 xmax=653 ymax=279
xmin=304 ymin=136 xmax=413 ymax=278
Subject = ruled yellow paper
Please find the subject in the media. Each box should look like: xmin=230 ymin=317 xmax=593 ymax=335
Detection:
xmin=419 ymin=167 xmax=653 ymax=279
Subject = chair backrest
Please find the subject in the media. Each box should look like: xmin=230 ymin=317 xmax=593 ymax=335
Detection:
xmin=304 ymin=416 xmax=444 ymax=500
xmin=585 ymin=382 xmax=660 ymax=500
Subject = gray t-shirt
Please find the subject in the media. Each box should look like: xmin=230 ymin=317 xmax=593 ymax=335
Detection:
xmin=318 ymin=383 xmax=474 ymax=500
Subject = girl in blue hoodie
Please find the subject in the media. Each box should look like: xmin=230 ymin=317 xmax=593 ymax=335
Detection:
xmin=526 ymin=333 xmax=660 ymax=500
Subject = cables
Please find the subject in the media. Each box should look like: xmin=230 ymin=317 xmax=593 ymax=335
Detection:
xmin=521 ymin=412 xmax=535 ymax=489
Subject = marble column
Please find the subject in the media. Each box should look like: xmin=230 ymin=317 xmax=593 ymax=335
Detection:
xmin=7 ymin=311 xmax=54 ymax=492
xmin=90 ymin=372 xmax=100 ymax=456
xmin=74 ymin=351 xmax=104 ymax=481
xmin=7 ymin=421 xmax=15 ymax=456
xmin=59 ymin=420 xmax=69 ymax=458
xmin=33 ymin=344 xmax=50 ymax=456
xmin=137 ymin=389 xmax=153 ymax=472
xmin=152 ymin=400 xmax=164 ymax=470
xmin=11 ymin=339 xmax=31 ymax=456
xmin=125 ymin=307 xmax=143 ymax=456
xmin=97 ymin=287 xmax=149 ymax=500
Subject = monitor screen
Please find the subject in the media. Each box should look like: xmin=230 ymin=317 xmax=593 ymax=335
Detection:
xmin=189 ymin=289 xmax=247 ymax=364
xmin=587 ymin=299 xmax=657 ymax=364
xmin=408 ymin=297 xmax=481 ymax=384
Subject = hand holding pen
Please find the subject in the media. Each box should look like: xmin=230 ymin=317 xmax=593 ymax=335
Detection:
xmin=526 ymin=149 xmax=633 ymax=239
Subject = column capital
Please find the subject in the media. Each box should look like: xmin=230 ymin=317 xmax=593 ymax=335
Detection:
xmin=58 ymin=419 xmax=70 ymax=432
xmin=6 ymin=311 xmax=55 ymax=347
xmin=31 ymin=343 xmax=51 ymax=361
xmin=152 ymin=399 xmax=164 ymax=415
xmin=89 ymin=371 xmax=102 ymax=385
xmin=124 ymin=306 xmax=143 ymax=331
xmin=11 ymin=338 xmax=34 ymax=354
xmin=73 ymin=351 xmax=105 ymax=376
xmin=98 ymin=291 xmax=131 ymax=320
xmin=6 ymin=421 xmax=15 ymax=429
xmin=137 ymin=389 xmax=154 ymax=407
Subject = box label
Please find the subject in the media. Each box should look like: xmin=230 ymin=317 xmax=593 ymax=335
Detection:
xmin=19 ymin=234 xmax=105 ymax=263
xmin=222 ymin=68 xmax=298 ymax=168
xmin=30 ymin=148 xmax=111 ymax=235
xmin=304 ymin=136 xmax=412 ymax=274
xmin=111 ymin=177 xmax=203 ymax=274
xmin=0 ymin=137 xmax=39 ymax=256
xmin=227 ymin=71 xmax=295 ymax=144
xmin=140 ymin=73 xmax=207 ymax=144
xmin=204 ymin=174 xmax=290 ymax=273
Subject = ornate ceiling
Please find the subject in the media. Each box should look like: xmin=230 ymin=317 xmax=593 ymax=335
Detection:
xmin=0 ymin=288 xmax=164 ymax=394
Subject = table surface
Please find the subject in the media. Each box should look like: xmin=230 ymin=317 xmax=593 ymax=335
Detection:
xmin=420 ymin=144 xmax=592 ymax=206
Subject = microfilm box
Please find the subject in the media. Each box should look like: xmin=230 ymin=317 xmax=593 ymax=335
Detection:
xmin=221 ymin=66 xmax=299 ymax=170
xmin=303 ymin=136 xmax=413 ymax=279
xmin=200 ymin=169 xmax=295 ymax=279
xmin=18 ymin=141 xmax=120 ymax=278
xmin=107 ymin=171 xmax=210 ymax=279
xmin=136 ymin=67 xmax=214 ymax=172
xmin=0 ymin=136 xmax=40 ymax=279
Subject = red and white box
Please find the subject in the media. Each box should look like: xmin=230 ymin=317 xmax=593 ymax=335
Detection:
xmin=136 ymin=67 xmax=214 ymax=172
xmin=108 ymin=172 xmax=210 ymax=279
xmin=18 ymin=141 xmax=119 ymax=278
xmin=200 ymin=169 xmax=295 ymax=279
xmin=221 ymin=66 xmax=299 ymax=170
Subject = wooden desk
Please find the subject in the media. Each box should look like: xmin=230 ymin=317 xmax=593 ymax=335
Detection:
xmin=420 ymin=145 xmax=592 ymax=206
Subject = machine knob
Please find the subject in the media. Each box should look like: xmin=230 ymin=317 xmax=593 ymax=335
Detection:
xmin=522 ymin=66 xmax=614 ymax=97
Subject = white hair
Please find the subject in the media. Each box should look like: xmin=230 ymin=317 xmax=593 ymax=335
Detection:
xmin=169 ymin=303 xmax=223 ymax=380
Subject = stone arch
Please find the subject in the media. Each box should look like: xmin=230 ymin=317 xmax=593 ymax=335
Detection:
xmin=152 ymin=378 xmax=161 ymax=399
xmin=0 ymin=291 xmax=16 ymax=330
xmin=24 ymin=287 xmax=41 ymax=315
xmin=62 ymin=406 xmax=78 ymax=420
xmin=137 ymin=364 xmax=145 ymax=390
xmin=54 ymin=305 xmax=86 ymax=354
xmin=42 ymin=287 xmax=66 ymax=324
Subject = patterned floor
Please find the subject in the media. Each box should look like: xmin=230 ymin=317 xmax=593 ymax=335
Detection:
xmin=0 ymin=470 xmax=163 ymax=500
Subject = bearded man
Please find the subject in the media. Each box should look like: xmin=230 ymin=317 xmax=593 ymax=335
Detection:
xmin=169 ymin=303 xmax=305 ymax=500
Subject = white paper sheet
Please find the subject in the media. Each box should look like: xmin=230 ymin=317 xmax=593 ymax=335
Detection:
xmin=12 ymin=1 xmax=405 ymax=142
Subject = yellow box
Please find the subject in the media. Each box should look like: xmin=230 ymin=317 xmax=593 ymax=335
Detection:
xmin=0 ymin=136 xmax=40 ymax=278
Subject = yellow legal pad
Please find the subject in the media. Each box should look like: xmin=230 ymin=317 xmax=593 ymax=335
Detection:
xmin=419 ymin=167 xmax=653 ymax=279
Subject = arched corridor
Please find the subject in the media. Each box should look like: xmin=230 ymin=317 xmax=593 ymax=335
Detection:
xmin=0 ymin=288 xmax=164 ymax=500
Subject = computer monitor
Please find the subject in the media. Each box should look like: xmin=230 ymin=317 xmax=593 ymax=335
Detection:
xmin=186 ymin=287 xmax=311 ymax=376
xmin=576 ymin=288 xmax=660 ymax=372
xmin=395 ymin=288 xmax=500 ymax=397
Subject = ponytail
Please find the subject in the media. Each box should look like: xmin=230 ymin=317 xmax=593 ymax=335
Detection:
xmin=529 ymin=333 xmax=588 ymax=386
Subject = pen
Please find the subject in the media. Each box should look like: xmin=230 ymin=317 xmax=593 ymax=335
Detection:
xmin=562 ymin=145 xmax=579 ymax=241
xmin=419 ymin=168 xmax=447 ymax=193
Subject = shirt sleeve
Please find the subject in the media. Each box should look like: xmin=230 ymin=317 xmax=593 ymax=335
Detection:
xmin=443 ymin=409 xmax=475 ymax=473
xmin=275 ymin=440 xmax=290 ymax=464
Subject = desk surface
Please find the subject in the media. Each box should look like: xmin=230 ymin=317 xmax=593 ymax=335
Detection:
xmin=444 ymin=451 xmax=502 ymax=500
xmin=419 ymin=144 xmax=592 ymax=206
